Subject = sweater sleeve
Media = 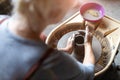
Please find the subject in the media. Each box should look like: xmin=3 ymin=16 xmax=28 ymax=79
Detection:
xmin=77 ymin=62 xmax=95 ymax=80
xmin=30 ymin=50 xmax=95 ymax=80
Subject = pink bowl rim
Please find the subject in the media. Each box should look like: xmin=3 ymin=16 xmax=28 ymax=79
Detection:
xmin=80 ymin=2 xmax=105 ymax=22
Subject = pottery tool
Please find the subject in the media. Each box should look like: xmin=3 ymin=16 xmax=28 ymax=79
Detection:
xmin=104 ymin=27 xmax=118 ymax=37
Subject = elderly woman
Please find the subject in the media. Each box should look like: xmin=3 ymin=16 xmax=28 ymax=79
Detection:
xmin=0 ymin=0 xmax=95 ymax=80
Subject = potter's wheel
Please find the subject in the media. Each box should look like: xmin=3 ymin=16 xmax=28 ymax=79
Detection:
xmin=45 ymin=11 xmax=120 ymax=76
xmin=57 ymin=31 xmax=102 ymax=63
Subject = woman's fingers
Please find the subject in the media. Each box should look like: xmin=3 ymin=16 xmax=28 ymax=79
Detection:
xmin=85 ymin=26 xmax=93 ymax=43
xmin=64 ymin=33 xmax=75 ymax=53
xmin=67 ymin=34 xmax=75 ymax=47
xmin=85 ymin=26 xmax=89 ymax=43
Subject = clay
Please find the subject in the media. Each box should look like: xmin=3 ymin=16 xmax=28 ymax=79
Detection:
xmin=72 ymin=31 xmax=85 ymax=62
xmin=57 ymin=30 xmax=102 ymax=63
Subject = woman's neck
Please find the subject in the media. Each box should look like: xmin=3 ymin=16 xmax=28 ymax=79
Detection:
xmin=8 ymin=14 xmax=45 ymax=41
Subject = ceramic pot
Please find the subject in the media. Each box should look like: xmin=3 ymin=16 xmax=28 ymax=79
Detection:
xmin=72 ymin=31 xmax=85 ymax=62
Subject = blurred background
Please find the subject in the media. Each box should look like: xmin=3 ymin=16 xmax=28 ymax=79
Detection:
xmin=0 ymin=0 xmax=120 ymax=80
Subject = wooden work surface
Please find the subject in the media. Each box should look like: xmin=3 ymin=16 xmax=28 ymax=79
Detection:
xmin=46 ymin=12 xmax=120 ymax=76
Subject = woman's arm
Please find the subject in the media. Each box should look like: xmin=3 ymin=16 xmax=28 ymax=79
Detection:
xmin=83 ymin=26 xmax=95 ymax=65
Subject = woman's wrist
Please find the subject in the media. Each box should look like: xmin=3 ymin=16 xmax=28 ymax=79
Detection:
xmin=84 ymin=42 xmax=92 ymax=47
xmin=84 ymin=42 xmax=93 ymax=53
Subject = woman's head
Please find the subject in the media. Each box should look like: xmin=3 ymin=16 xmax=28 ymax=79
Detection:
xmin=11 ymin=0 xmax=78 ymax=32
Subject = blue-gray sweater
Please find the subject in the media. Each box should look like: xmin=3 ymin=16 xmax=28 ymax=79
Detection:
xmin=0 ymin=19 xmax=94 ymax=80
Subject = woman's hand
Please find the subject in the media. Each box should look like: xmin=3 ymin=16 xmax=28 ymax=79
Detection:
xmin=65 ymin=34 xmax=75 ymax=53
xmin=84 ymin=26 xmax=93 ymax=45
xmin=40 ymin=32 xmax=74 ymax=54
xmin=58 ymin=34 xmax=75 ymax=54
